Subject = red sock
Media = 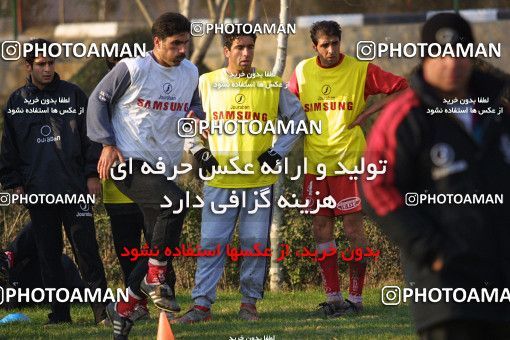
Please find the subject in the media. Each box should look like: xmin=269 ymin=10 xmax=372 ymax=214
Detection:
xmin=348 ymin=261 xmax=367 ymax=303
xmin=194 ymin=305 xmax=210 ymax=312
xmin=240 ymin=303 xmax=257 ymax=312
xmin=147 ymin=260 xmax=167 ymax=284
xmin=116 ymin=294 xmax=141 ymax=317
xmin=317 ymin=243 xmax=341 ymax=298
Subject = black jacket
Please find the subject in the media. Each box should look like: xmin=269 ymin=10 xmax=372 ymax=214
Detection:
xmin=0 ymin=73 xmax=100 ymax=195
xmin=362 ymin=69 xmax=510 ymax=331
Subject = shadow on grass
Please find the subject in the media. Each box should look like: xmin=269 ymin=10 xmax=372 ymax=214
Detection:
xmin=0 ymin=289 xmax=415 ymax=339
xmin=168 ymin=304 xmax=414 ymax=339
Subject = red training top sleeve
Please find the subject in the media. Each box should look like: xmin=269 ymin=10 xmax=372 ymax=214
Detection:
xmin=364 ymin=63 xmax=408 ymax=100
xmin=287 ymin=69 xmax=300 ymax=98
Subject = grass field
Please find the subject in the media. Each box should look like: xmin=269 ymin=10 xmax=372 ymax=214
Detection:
xmin=0 ymin=288 xmax=415 ymax=339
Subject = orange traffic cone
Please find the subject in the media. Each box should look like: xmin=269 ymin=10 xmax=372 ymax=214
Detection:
xmin=157 ymin=311 xmax=175 ymax=340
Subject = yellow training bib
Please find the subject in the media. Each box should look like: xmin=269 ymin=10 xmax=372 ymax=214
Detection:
xmin=294 ymin=55 xmax=368 ymax=175
xmin=102 ymin=179 xmax=133 ymax=204
xmin=199 ymin=68 xmax=281 ymax=188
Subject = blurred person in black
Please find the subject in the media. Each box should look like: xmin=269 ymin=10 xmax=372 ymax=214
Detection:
xmin=362 ymin=13 xmax=510 ymax=340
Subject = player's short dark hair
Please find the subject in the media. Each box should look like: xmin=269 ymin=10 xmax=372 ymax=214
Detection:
xmin=24 ymin=38 xmax=58 ymax=66
xmin=151 ymin=12 xmax=191 ymax=39
xmin=310 ymin=21 xmax=342 ymax=45
xmin=223 ymin=25 xmax=257 ymax=50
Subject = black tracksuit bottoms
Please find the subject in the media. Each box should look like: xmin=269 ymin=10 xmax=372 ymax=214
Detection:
xmin=28 ymin=204 xmax=107 ymax=323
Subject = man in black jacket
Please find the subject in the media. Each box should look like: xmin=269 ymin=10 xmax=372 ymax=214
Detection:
xmin=0 ymin=39 xmax=108 ymax=325
xmin=362 ymin=13 xmax=510 ymax=339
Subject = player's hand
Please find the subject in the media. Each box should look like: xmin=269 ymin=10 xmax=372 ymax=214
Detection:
xmin=13 ymin=186 xmax=24 ymax=195
xmin=348 ymin=112 xmax=369 ymax=129
xmin=257 ymin=148 xmax=282 ymax=169
xmin=431 ymin=257 xmax=444 ymax=272
xmin=87 ymin=177 xmax=102 ymax=196
xmin=193 ymin=147 xmax=218 ymax=174
xmin=98 ymin=145 xmax=125 ymax=180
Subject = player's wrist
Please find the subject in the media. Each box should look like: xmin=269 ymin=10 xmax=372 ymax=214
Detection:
xmin=189 ymin=144 xmax=205 ymax=155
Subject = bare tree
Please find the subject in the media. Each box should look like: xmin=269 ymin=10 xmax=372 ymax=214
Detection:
xmin=84 ymin=0 xmax=109 ymax=22
xmin=178 ymin=0 xmax=192 ymax=18
xmin=178 ymin=0 xmax=195 ymax=59
xmin=134 ymin=0 xmax=153 ymax=27
xmin=59 ymin=0 xmax=65 ymax=23
xmin=271 ymin=0 xmax=290 ymax=77
xmin=98 ymin=0 xmax=107 ymax=21
xmin=248 ymin=0 xmax=261 ymax=24
xmin=190 ymin=0 xmax=228 ymax=65
xmin=269 ymin=0 xmax=290 ymax=291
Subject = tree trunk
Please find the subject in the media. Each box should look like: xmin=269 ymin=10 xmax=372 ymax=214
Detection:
xmin=269 ymin=0 xmax=290 ymax=291
xmin=178 ymin=0 xmax=191 ymax=18
xmin=134 ymin=0 xmax=153 ymax=27
xmin=272 ymin=0 xmax=290 ymax=77
xmin=98 ymin=0 xmax=106 ymax=21
xmin=248 ymin=0 xmax=260 ymax=24
xmin=178 ymin=0 xmax=193 ymax=58
xmin=190 ymin=0 xmax=228 ymax=65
